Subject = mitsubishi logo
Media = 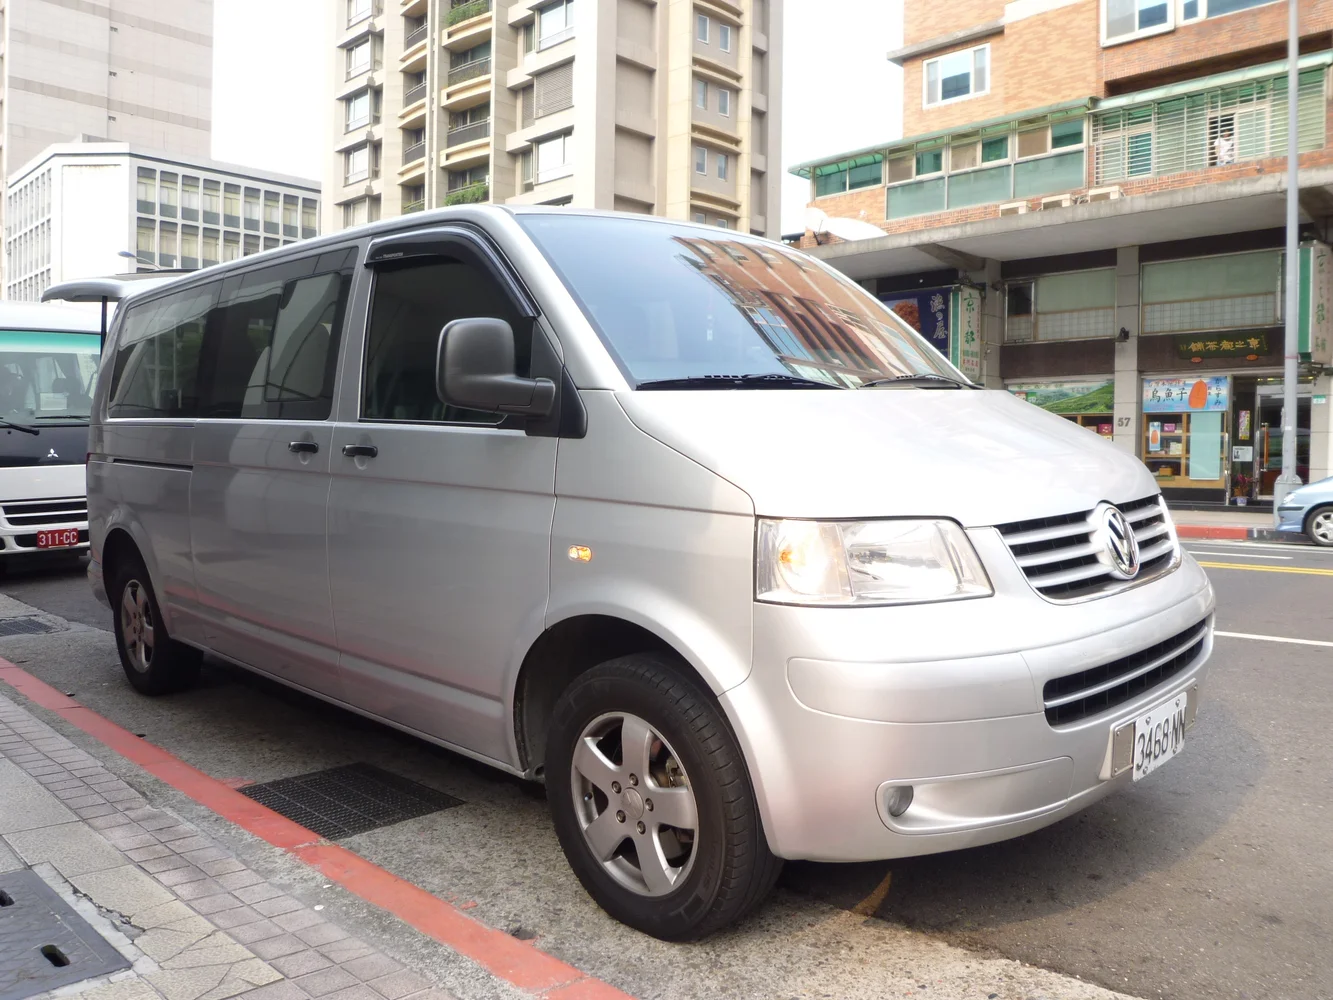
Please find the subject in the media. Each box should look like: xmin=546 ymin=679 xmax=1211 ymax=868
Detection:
xmin=46 ymin=448 xmax=59 ymax=460
xmin=1093 ymin=503 xmax=1140 ymax=580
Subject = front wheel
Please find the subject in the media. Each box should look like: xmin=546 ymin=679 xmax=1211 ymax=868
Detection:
xmin=545 ymin=653 xmax=781 ymax=940
xmin=110 ymin=556 xmax=202 ymax=695
xmin=1305 ymin=505 xmax=1333 ymax=547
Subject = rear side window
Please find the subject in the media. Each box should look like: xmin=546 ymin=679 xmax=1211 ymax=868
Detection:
xmin=108 ymin=286 xmax=216 ymax=418
xmin=362 ymin=255 xmax=530 ymax=424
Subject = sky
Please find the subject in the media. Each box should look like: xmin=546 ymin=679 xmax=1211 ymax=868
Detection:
xmin=211 ymin=0 xmax=903 ymax=234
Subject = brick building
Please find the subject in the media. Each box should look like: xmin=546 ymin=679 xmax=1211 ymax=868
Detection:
xmin=792 ymin=0 xmax=1333 ymax=507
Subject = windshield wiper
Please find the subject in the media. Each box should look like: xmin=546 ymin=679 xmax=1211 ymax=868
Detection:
xmin=860 ymin=373 xmax=980 ymax=390
xmin=33 ymin=414 xmax=91 ymax=420
xmin=636 ymin=373 xmax=844 ymax=390
xmin=0 ymin=418 xmax=39 ymax=435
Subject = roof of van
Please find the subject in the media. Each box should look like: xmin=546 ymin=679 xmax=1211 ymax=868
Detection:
xmin=0 ymin=300 xmax=104 ymax=333
xmin=41 ymin=271 xmax=191 ymax=306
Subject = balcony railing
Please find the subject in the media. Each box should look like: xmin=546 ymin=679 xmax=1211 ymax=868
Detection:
xmin=402 ymin=141 xmax=426 ymax=164
xmin=447 ymin=57 xmax=490 ymax=87
xmin=444 ymin=181 xmax=488 ymax=206
xmin=404 ymin=21 xmax=428 ymax=47
xmin=446 ymin=119 xmax=490 ymax=147
xmin=403 ymin=81 xmax=427 ymax=106
xmin=403 ymin=198 xmax=426 ymax=213
xmin=447 ymin=0 xmax=491 ymax=26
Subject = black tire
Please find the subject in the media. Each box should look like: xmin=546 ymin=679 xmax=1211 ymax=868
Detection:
xmin=109 ymin=553 xmax=202 ymax=696
xmin=545 ymin=652 xmax=782 ymax=940
xmin=1304 ymin=505 xmax=1333 ymax=547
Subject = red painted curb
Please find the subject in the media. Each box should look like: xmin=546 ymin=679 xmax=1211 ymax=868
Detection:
xmin=1175 ymin=525 xmax=1251 ymax=540
xmin=0 ymin=660 xmax=634 ymax=1000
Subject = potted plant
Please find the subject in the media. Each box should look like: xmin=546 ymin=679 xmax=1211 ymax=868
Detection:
xmin=1231 ymin=472 xmax=1252 ymax=506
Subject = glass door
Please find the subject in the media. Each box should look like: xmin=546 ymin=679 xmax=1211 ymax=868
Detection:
xmin=1255 ymin=381 xmax=1311 ymax=499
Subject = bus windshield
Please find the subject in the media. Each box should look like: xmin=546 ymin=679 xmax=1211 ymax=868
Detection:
xmin=0 ymin=330 xmax=101 ymax=424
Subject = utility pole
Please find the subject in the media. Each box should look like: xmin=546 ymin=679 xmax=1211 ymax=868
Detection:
xmin=1273 ymin=0 xmax=1302 ymax=516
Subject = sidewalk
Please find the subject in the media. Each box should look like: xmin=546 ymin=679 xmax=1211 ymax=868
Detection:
xmin=1169 ymin=507 xmax=1300 ymax=542
xmin=0 ymin=691 xmax=455 ymax=1000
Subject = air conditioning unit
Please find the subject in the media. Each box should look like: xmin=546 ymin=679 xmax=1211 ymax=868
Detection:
xmin=1039 ymin=193 xmax=1073 ymax=210
xmin=1087 ymin=185 xmax=1123 ymax=203
xmin=998 ymin=200 xmax=1028 ymax=217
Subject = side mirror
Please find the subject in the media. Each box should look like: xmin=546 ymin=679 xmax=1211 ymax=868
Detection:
xmin=436 ymin=318 xmax=556 ymax=417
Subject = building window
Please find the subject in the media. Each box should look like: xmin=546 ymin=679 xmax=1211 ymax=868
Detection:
xmin=924 ymin=44 xmax=989 ymax=107
xmin=915 ymin=149 xmax=943 ymax=176
xmin=264 ymin=193 xmax=281 ymax=234
xmin=244 ymin=189 xmax=261 ymax=230
xmin=202 ymin=229 xmax=219 ymax=265
xmin=536 ymin=133 xmax=574 ymax=182
xmin=1180 ymin=0 xmax=1275 ymax=19
xmin=694 ymin=78 xmax=708 ymax=109
xmin=1103 ymin=0 xmax=1172 ymax=44
xmin=181 ymin=227 xmax=200 ymax=269
xmin=136 ymin=220 xmax=155 ymax=264
xmin=694 ymin=145 xmax=707 ymax=174
xmin=347 ymin=39 xmax=372 ymax=78
xmin=348 ymin=0 xmax=372 ymax=27
xmin=346 ymin=146 xmax=370 ymax=184
xmin=223 ymin=232 xmax=240 ymax=262
xmin=345 ymin=90 xmax=374 ymax=131
xmin=719 ymin=23 xmax=732 ymax=52
xmin=136 ymin=168 xmax=156 ymax=215
xmin=1004 ymin=270 xmax=1117 ymax=343
xmin=537 ymin=0 xmax=575 ymax=49
xmin=693 ymin=211 xmax=707 ymax=223
xmin=203 ymin=180 xmax=221 ymax=224
xmin=181 ymin=177 xmax=200 ymax=221
xmin=223 ymin=184 xmax=241 ymax=228
xmin=718 ymin=87 xmax=731 ymax=117
xmin=159 ymin=172 xmax=178 ymax=218
xmin=696 ymin=13 xmax=709 ymax=42
xmin=159 ymin=223 xmax=177 ymax=268
xmin=301 ymin=200 xmax=318 ymax=238
xmin=717 ymin=152 xmax=729 ymax=181
xmin=282 ymin=197 xmax=299 ymax=237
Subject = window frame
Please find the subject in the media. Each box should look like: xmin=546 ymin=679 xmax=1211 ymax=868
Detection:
xmin=536 ymin=0 xmax=575 ymax=48
xmin=922 ymin=44 xmax=990 ymax=109
xmin=346 ymin=38 xmax=372 ymax=79
xmin=1101 ymin=0 xmax=1175 ymax=46
xmin=345 ymin=90 xmax=372 ymax=131
xmin=718 ymin=87 xmax=731 ymax=117
xmin=717 ymin=152 xmax=729 ymax=181
xmin=696 ymin=13 xmax=709 ymax=42
xmin=718 ymin=23 xmax=732 ymax=52
xmin=694 ymin=144 xmax=707 ymax=175
xmin=345 ymin=145 xmax=370 ymax=185
xmin=347 ymin=0 xmax=373 ymax=27
xmin=695 ymin=77 xmax=708 ymax=110
xmin=1178 ymin=0 xmax=1281 ymax=21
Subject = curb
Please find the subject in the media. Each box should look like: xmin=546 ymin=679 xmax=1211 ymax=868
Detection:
xmin=1175 ymin=524 xmax=1306 ymax=543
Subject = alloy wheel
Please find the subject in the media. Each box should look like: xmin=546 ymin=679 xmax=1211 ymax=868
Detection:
xmin=120 ymin=579 xmax=155 ymax=673
xmin=570 ymin=711 xmax=699 ymax=897
xmin=1311 ymin=510 xmax=1333 ymax=546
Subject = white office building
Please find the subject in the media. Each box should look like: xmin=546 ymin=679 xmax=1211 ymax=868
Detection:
xmin=5 ymin=140 xmax=320 ymax=302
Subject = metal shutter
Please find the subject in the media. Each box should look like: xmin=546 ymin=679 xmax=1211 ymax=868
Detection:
xmin=534 ymin=63 xmax=573 ymax=118
xmin=522 ymin=86 xmax=535 ymax=129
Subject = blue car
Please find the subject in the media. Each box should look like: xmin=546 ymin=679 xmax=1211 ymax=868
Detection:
xmin=1276 ymin=476 xmax=1333 ymax=546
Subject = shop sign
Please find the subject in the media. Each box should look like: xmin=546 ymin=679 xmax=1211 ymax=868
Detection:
xmin=1009 ymin=379 xmax=1114 ymax=415
xmin=1175 ymin=333 xmax=1268 ymax=360
xmin=1143 ymin=376 xmax=1229 ymax=413
xmin=951 ymin=286 xmax=983 ymax=382
xmin=1298 ymin=242 xmax=1333 ymax=366
xmin=880 ymin=288 xmax=951 ymax=358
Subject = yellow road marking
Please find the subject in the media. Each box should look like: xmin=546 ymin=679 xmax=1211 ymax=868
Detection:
xmin=1196 ymin=561 xmax=1333 ymax=576
xmin=852 ymin=870 xmax=893 ymax=917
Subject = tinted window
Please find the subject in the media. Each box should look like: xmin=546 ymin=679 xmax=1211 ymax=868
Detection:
xmin=109 ymin=286 xmax=216 ymax=418
xmin=363 ymin=255 xmax=529 ymax=424
xmin=517 ymin=215 xmax=958 ymax=387
xmin=198 ymin=257 xmax=352 ymax=420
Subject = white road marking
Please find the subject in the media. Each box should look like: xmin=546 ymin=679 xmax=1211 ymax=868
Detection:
xmin=1184 ymin=540 xmax=1328 ymax=554
xmin=1216 ymin=630 xmax=1333 ymax=648
xmin=1186 ymin=550 xmax=1293 ymax=560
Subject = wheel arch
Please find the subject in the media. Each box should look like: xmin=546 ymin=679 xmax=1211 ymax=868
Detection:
xmin=100 ymin=523 xmax=176 ymax=631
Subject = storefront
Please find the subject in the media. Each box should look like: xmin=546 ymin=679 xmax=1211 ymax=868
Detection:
xmin=1007 ymin=379 xmax=1115 ymax=440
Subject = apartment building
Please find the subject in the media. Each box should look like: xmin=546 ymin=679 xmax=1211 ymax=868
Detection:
xmin=324 ymin=0 xmax=782 ymax=236
xmin=5 ymin=139 xmax=319 ymax=302
xmin=0 ymin=0 xmax=213 ymax=286
xmin=794 ymin=0 xmax=1333 ymax=508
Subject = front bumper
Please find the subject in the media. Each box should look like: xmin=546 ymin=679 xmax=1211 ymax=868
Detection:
xmin=721 ymin=530 xmax=1216 ymax=862
xmin=1274 ymin=504 xmax=1306 ymax=535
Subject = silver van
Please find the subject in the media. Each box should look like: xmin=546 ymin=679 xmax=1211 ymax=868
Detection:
xmin=55 ymin=208 xmax=1214 ymax=939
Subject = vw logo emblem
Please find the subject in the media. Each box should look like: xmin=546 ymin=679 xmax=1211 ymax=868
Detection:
xmin=1093 ymin=503 xmax=1140 ymax=580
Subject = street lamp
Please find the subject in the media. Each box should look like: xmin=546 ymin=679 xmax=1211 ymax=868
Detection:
xmin=118 ymin=250 xmax=160 ymax=271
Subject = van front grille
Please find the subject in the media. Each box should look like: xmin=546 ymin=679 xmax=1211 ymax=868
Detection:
xmin=997 ymin=495 xmax=1176 ymax=601
xmin=2 ymin=496 xmax=88 ymax=527
xmin=1043 ymin=619 xmax=1208 ymax=726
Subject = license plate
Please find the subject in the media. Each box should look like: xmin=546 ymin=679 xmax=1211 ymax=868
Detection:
xmin=1131 ymin=692 xmax=1187 ymax=781
xmin=36 ymin=529 xmax=80 ymax=549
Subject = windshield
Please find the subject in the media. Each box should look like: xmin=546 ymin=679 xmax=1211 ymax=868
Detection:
xmin=517 ymin=215 xmax=963 ymax=387
xmin=0 ymin=330 xmax=101 ymax=423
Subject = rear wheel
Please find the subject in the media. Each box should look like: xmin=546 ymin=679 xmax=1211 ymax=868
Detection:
xmin=110 ymin=555 xmax=201 ymax=695
xmin=545 ymin=652 xmax=781 ymax=939
xmin=1305 ymin=506 xmax=1333 ymax=547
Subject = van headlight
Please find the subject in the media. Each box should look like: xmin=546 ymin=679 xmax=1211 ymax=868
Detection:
xmin=756 ymin=518 xmax=993 ymax=606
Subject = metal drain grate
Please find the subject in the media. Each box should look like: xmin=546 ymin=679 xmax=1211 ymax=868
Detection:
xmin=240 ymin=763 xmax=463 ymax=840
xmin=0 ymin=617 xmax=59 ymax=638
xmin=0 ymin=869 xmax=130 ymax=1000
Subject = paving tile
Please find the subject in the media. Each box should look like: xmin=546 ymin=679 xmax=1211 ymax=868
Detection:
xmin=271 ymin=909 xmax=324 ymax=933
xmin=268 ymin=950 xmax=333 ymax=979
xmin=72 ymin=864 xmax=177 ymax=921
xmin=234 ymin=883 xmax=284 ymax=905
xmin=65 ymin=793 xmax=111 ymax=809
xmin=164 ymin=941 xmax=256 ymax=969
xmin=316 ymin=940 xmax=374 ymax=965
xmin=183 ymin=847 xmax=231 ymax=865
xmin=190 ymin=892 xmax=246 ymax=916
xmin=398 ymin=990 xmax=457 ymax=1000
xmin=177 ymin=877 xmax=229 ymax=900
xmin=146 ymin=966 xmax=229 ymax=1000
xmin=168 ymin=836 xmax=215 ymax=853
xmin=56 ymin=976 xmax=164 ymax=1000
xmin=252 ymin=896 xmax=304 ymax=918
xmin=156 ymin=825 xmax=199 ymax=843
xmin=201 ymin=982 xmax=255 ymax=1000
xmin=72 ymin=765 xmax=111 ymax=777
xmin=107 ymin=832 xmax=162 ymax=851
xmin=249 ymin=933 xmax=308 ymax=961
xmin=88 ymin=812 xmax=138 ymax=831
xmin=0 ymin=758 xmax=76 ymax=832
xmin=200 ymin=858 xmax=248 ymax=878
xmin=226 ymin=957 xmax=283 ymax=988
xmin=228 ymin=918 xmax=287 ymax=945
xmin=293 ymin=967 xmax=358 ymax=998
xmin=208 ymin=905 xmax=265 ymax=930
xmin=295 ymin=923 xmax=349 ymax=948
xmin=216 ymin=870 xmax=266 ymax=892
xmin=364 ymin=971 xmax=431 ymax=1000
xmin=78 ymin=803 xmax=122 ymax=820
xmin=128 ymin=844 xmax=176 ymax=862
xmin=229 ymin=981 xmax=309 ymax=1000
xmin=155 ymin=865 xmax=208 ymax=888
xmin=143 ymin=854 xmax=199 ymax=874
xmin=341 ymin=956 xmax=401 ymax=983
xmin=130 ymin=899 xmax=200 ymax=930
xmin=137 ymin=925 xmax=216 ymax=963
xmin=323 ymin=986 xmax=381 ymax=1000
xmin=6 ymin=820 xmax=125 ymax=876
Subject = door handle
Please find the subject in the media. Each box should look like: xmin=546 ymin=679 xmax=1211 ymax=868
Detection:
xmin=341 ymin=443 xmax=379 ymax=459
xmin=288 ymin=440 xmax=319 ymax=454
